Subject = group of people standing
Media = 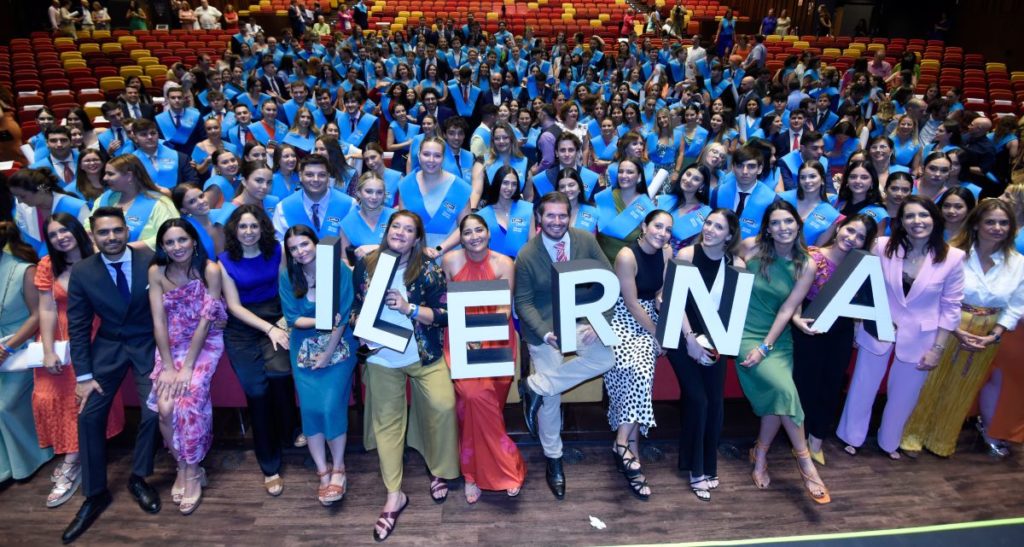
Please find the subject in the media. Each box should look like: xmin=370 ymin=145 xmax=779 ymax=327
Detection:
xmin=2 ymin=7 xmax=1024 ymax=545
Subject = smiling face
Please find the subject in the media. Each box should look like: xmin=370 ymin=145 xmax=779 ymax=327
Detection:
xmin=869 ymin=140 xmax=892 ymax=163
xmin=91 ymin=215 xmax=128 ymax=258
xmin=286 ymin=233 xmax=316 ymax=265
xmin=161 ymin=226 xmax=196 ymax=264
xmin=617 ymin=161 xmax=640 ymax=190
xmin=977 ymin=208 xmax=1011 ymax=245
xmin=386 ymin=214 xmax=420 ymax=255
xmin=885 ymin=178 xmax=912 ymax=207
xmin=642 ymin=212 xmax=673 ymax=249
xmin=941 ymin=194 xmax=969 ymax=225
xmin=492 ymin=127 xmax=511 ymax=153
xmin=216 ymin=153 xmax=240 ymax=176
xmin=246 ymin=145 xmax=267 ymax=164
xmin=243 ymin=167 xmax=273 ymax=201
xmin=498 ymin=172 xmax=518 ymax=201
xmin=557 ymin=177 xmax=581 ymax=202
xmin=419 ymin=140 xmax=444 ymax=174
xmin=46 ymin=219 xmax=78 ymax=254
xmin=235 ymin=212 xmax=261 ymax=248
xmin=844 ymin=166 xmax=873 ymax=200
xmin=358 ymin=178 xmax=386 ymax=210
xmin=103 ymin=164 xmax=135 ymax=193
xmin=679 ymin=167 xmax=705 ymax=195
xmin=80 ymin=151 xmax=103 ymax=175
xmin=181 ymin=187 xmax=210 ymax=216
xmin=701 ymin=212 xmax=733 ymax=248
xmin=834 ymin=220 xmax=868 ymax=252
xmin=460 ymin=216 xmax=490 ymax=252
xmin=901 ymin=202 xmax=934 ymax=241
xmin=538 ymin=201 xmax=570 ymax=240
xmin=300 ymin=163 xmax=330 ymax=199
xmin=767 ymin=208 xmax=799 ymax=245
xmin=798 ymin=166 xmax=823 ymax=197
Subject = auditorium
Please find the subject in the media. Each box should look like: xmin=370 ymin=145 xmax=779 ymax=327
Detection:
xmin=0 ymin=1 xmax=1023 ymax=545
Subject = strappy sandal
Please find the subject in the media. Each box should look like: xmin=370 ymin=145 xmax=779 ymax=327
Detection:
xmin=749 ymin=441 xmax=770 ymax=489
xmin=317 ymin=467 xmax=343 ymax=506
xmin=372 ymin=494 xmax=410 ymax=542
xmin=47 ymin=462 xmax=82 ymax=508
xmin=612 ymin=443 xmax=641 ymax=476
xmin=614 ymin=444 xmax=650 ymax=500
xmin=179 ymin=467 xmax=208 ymax=515
xmin=707 ymin=476 xmax=720 ymax=490
xmin=464 ymin=482 xmax=482 ymax=504
xmin=793 ymin=449 xmax=831 ymax=505
xmin=429 ymin=475 xmax=449 ymax=504
xmin=51 ymin=460 xmax=73 ymax=483
xmin=626 ymin=471 xmax=651 ymax=501
xmin=172 ymin=463 xmax=186 ymax=505
xmin=689 ymin=476 xmax=711 ymax=502
xmin=264 ymin=474 xmax=284 ymax=497
xmin=330 ymin=468 xmax=348 ymax=501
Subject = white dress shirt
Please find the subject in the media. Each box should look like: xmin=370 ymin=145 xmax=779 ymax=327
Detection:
xmin=963 ymin=247 xmax=1024 ymax=330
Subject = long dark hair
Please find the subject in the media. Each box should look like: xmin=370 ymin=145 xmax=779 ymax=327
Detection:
xmin=824 ymin=213 xmax=879 ymax=252
xmin=364 ymin=210 xmax=427 ymax=286
xmin=671 ymin=164 xmax=711 ymax=207
xmin=555 ymin=167 xmax=595 ymax=206
xmin=796 ymin=160 xmax=828 ymax=201
xmin=283 ymin=224 xmax=318 ymax=298
xmin=0 ymin=221 xmax=39 ymax=264
xmin=754 ymin=200 xmax=809 ymax=279
xmin=482 ymin=165 xmax=522 ymax=207
xmin=615 ymin=158 xmax=648 ymax=196
xmin=8 ymin=168 xmax=74 ymax=198
xmin=224 ymin=204 xmax=278 ymax=262
xmin=44 ymin=213 xmax=94 ymax=276
xmin=885 ymin=195 xmax=949 ymax=263
xmin=152 ymin=218 xmax=210 ymax=286
xmin=837 ymin=160 xmax=882 ymax=207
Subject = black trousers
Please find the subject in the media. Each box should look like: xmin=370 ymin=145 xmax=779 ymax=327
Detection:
xmin=792 ymin=318 xmax=855 ymax=440
xmin=224 ymin=319 xmax=296 ymax=478
xmin=668 ymin=348 xmax=726 ymax=477
xmin=79 ymin=361 xmax=158 ymax=497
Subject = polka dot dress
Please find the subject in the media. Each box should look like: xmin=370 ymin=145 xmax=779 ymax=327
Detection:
xmin=605 ymin=296 xmax=659 ymax=435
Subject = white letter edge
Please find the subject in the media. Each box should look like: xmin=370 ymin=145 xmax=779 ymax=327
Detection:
xmin=352 ymin=249 xmax=413 ymax=352
xmin=552 ymin=259 xmax=621 ymax=354
xmin=656 ymin=259 xmax=754 ymax=356
xmin=447 ymin=279 xmax=515 ymax=379
xmin=315 ymin=237 xmax=342 ymax=331
xmin=803 ymin=249 xmax=895 ymax=343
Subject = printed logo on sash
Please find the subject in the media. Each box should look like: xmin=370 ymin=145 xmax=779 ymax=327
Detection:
xmin=812 ymin=212 xmax=826 ymax=223
xmin=127 ymin=215 xmax=141 ymax=223
xmin=740 ymin=217 xmax=756 ymax=230
xmin=442 ymin=201 xmax=457 ymax=217
xmin=581 ymin=212 xmax=593 ymax=222
xmin=511 ymin=216 xmax=527 ymax=227
xmin=327 ymin=216 xmax=341 ymax=224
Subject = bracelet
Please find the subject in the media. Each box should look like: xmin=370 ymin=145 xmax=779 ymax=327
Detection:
xmin=757 ymin=342 xmax=773 ymax=356
xmin=0 ymin=343 xmax=11 ymax=354
xmin=266 ymin=324 xmax=276 ymax=334
xmin=932 ymin=343 xmax=945 ymax=351
xmin=407 ymin=304 xmax=419 ymax=320
xmin=991 ymin=332 xmax=1003 ymax=343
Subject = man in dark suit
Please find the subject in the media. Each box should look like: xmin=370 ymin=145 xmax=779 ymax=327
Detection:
xmin=772 ymin=108 xmax=808 ymax=158
xmin=259 ymin=56 xmax=290 ymax=103
xmin=63 ymin=207 xmax=161 ymax=543
xmin=118 ymin=85 xmax=155 ymax=122
xmin=476 ymin=70 xmax=513 ymax=117
xmin=418 ymin=43 xmax=452 ymax=82
xmin=417 ymin=87 xmax=454 ymax=128
xmin=515 ymin=192 xmax=616 ymax=499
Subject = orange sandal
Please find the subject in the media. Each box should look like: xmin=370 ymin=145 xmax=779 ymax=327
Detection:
xmin=316 ymin=467 xmax=343 ymax=506
xmin=793 ymin=449 xmax=831 ymax=504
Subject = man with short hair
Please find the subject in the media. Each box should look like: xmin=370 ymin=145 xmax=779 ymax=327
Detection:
xmin=62 ymin=207 xmax=161 ymax=544
xmin=774 ymin=108 xmax=808 ymax=157
xmin=338 ymin=90 xmax=379 ymax=148
xmin=119 ymin=85 xmax=153 ymax=121
xmin=155 ymin=86 xmax=202 ymax=153
xmin=530 ymin=132 xmax=599 ymax=202
xmin=441 ymin=116 xmax=475 ymax=182
xmin=960 ymin=116 xmax=1000 ymax=197
xmin=131 ymin=119 xmax=199 ymax=189
xmin=195 ymin=0 xmax=222 ymax=30
xmin=280 ymin=82 xmax=316 ymax=126
xmin=469 ymin=104 xmax=497 ymax=161
xmin=98 ymin=102 xmax=134 ymax=158
xmin=710 ymin=146 xmax=779 ymax=238
xmin=516 ymin=192 xmax=616 ymax=499
xmin=226 ymin=104 xmax=256 ymax=147
xmin=272 ymin=154 xmax=355 ymax=240
xmin=312 ymin=87 xmax=342 ymax=127
xmin=31 ymin=127 xmax=80 ymax=187
xmin=449 ymin=66 xmax=480 ymax=119
xmin=778 ymin=130 xmax=828 ymax=190
xmin=530 ymin=105 xmax=562 ymax=177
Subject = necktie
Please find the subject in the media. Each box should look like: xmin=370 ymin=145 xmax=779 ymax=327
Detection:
xmin=793 ymin=133 xmax=799 ymax=151
xmin=454 ymin=152 xmax=461 ymax=175
xmin=112 ymin=261 xmax=131 ymax=302
xmin=350 ymin=117 xmax=356 ymax=133
xmin=62 ymin=160 xmax=73 ymax=184
xmin=132 ymin=104 xmax=141 ymax=119
xmin=172 ymin=113 xmax=181 ymax=128
xmin=269 ymin=77 xmax=280 ymax=95
xmin=115 ymin=127 xmax=123 ymax=143
xmin=554 ymin=240 xmax=568 ymax=262
xmin=463 ymin=85 xmax=469 ymax=103
xmin=311 ymin=203 xmax=321 ymax=231
xmin=736 ymin=192 xmax=749 ymax=217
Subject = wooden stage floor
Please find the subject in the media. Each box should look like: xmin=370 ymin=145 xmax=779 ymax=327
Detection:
xmin=1 ymin=429 xmax=1023 ymax=546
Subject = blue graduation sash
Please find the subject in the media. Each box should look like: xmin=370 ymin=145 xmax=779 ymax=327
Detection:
xmin=97 ymin=128 xmax=134 ymax=157
xmin=204 ymin=174 xmax=241 ymax=200
xmin=448 ymin=83 xmax=480 ymax=117
xmin=532 ymin=166 xmax=598 ymax=199
xmin=471 ymin=124 xmax=491 ymax=150
xmin=681 ymin=126 xmax=709 ymax=160
xmin=824 ymin=135 xmax=859 ymax=168
xmin=155 ymin=108 xmax=200 ymax=145
xmin=214 ymin=196 xmax=280 ymax=225
xmin=271 ymin=171 xmax=300 ymax=200
xmin=484 ymin=156 xmax=529 ymax=190
xmin=594 ymin=188 xmax=656 ymax=240
xmin=869 ymin=115 xmax=887 ymax=138
xmin=780 ymin=189 xmax=840 ymax=244
xmin=442 ymin=147 xmax=475 ymax=182
xmin=780 ymin=151 xmax=829 ymax=188
xmin=398 ymin=173 xmax=471 ymax=236
xmin=281 ymin=99 xmax=316 ymax=125
xmin=340 ymin=206 xmax=395 ymax=248
xmin=813 ymin=111 xmax=838 ymax=133
xmin=339 ymin=112 xmax=377 ymax=145
xmin=704 ymin=77 xmax=732 ymax=100
xmin=191 ymin=142 xmax=239 ymax=167
xmin=892 ymin=136 xmax=920 ymax=167
xmin=279 ymin=189 xmax=354 ymax=239
xmin=714 ymin=180 xmax=777 ymax=239
xmin=381 ymin=168 xmax=402 ymax=206
xmin=669 ymin=60 xmax=685 ymax=84
xmin=574 ymin=204 xmax=599 ymax=232
xmin=248 ymin=120 xmax=287 ymax=146
xmin=223 ymin=83 xmax=244 ymax=101
xmin=133 ymin=146 xmax=180 ymax=189
xmin=1016 ymin=229 xmax=1024 ymax=254
xmin=658 ymin=195 xmax=711 ymax=248
xmin=282 ymin=131 xmax=316 ymax=154
xmin=183 ymin=215 xmax=217 ymax=259
xmin=18 ymin=194 xmax=88 ymax=257
xmin=476 ymin=201 xmax=532 ymax=258
xmin=591 ymin=135 xmax=618 ymax=161
xmin=235 ymin=93 xmax=272 ymax=120
xmin=391 ymin=122 xmax=421 ymax=148
xmin=99 ymin=190 xmax=158 ymax=242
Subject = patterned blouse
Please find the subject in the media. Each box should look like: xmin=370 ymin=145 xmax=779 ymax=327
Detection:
xmin=352 ymin=253 xmax=448 ymax=366
xmin=806 ymin=246 xmax=838 ymax=301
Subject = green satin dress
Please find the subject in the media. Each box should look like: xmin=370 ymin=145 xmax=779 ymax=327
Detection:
xmin=0 ymin=253 xmax=53 ymax=481
xmin=736 ymin=257 xmax=805 ymax=425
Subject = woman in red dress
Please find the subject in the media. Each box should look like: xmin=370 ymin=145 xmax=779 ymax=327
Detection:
xmin=441 ymin=214 xmax=526 ymax=503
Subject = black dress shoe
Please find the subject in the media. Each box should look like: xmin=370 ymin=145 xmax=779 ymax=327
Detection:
xmin=520 ymin=380 xmax=543 ymax=438
xmin=62 ymin=490 xmax=112 ymax=544
xmin=127 ymin=475 xmax=161 ymax=514
xmin=545 ymin=457 xmax=565 ymax=499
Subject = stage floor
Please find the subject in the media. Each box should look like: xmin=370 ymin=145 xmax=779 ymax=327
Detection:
xmin=2 ymin=433 xmax=1022 ymax=546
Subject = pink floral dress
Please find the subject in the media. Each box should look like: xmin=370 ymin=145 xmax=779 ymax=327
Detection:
xmin=146 ymin=279 xmax=227 ymax=465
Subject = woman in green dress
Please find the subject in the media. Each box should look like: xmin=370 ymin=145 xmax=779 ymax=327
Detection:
xmin=0 ymin=222 xmax=53 ymax=482
xmin=126 ymin=0 xmax=148 ymax=30
xmin=737 ymin=200 xmax=831 ymax=504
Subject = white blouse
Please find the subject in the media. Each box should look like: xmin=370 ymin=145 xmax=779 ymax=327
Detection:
xmin=962 ymin=246 xmax=1024 ymax=330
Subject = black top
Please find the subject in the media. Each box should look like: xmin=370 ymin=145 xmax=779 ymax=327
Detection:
xmin=630 ymin=240 xmax=665 ymax=300
xmin=685 ymin=244 xmax=733 ymax=333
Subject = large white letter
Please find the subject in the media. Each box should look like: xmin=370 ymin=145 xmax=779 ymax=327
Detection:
xmin=551 ymin=259 xmax=621 ymax=353
xmin=656 ymin=259 xmax=754 ymax=356
xmin=352 ymin=249 xmax=413 ymax=352
xmin=315 ymin=237 xmax=342 ymax=331
xmin=447 ymin=279 xmax=515 ymax=379
xmin=803 ymin=249 xmax=895 ymax=342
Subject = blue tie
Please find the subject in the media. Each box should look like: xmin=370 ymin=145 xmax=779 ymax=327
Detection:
xmin=112 ymin=261 xmax=131 ymax=303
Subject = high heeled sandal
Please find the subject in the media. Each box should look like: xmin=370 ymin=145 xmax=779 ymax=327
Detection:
xmin=613 ymin=443 xmax=642 ymax=478
xmin=317 ymin=467 xmax=342 ymax=506
xmin=749 ymin=442 xmax=770 ymax=489
xmin=264 ymin=474 xmax=284 ymax=497
xmin=689 ymin=476 xmax=711 ymax=502
xmin=172 ymin=463 xmax=186 ymax=505
xmin=179 ymin=467 xmax=208 ymax=515
xmin=46 ymin=462 xmax=82 ymax=508
xmin=793 ymin=450 xmax=831 ymax=505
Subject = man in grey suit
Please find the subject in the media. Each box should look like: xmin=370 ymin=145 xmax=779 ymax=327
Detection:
xmin=515 ymin=192 xmax=615 ymax=499
xmin=63 ymin=207 xmax=161 ymax=544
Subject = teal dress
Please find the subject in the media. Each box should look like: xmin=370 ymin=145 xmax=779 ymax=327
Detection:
xmin=279 ymin=264 xmax=357 ymax=440
xmin=0 ymin=253 xmax=53 ymax=481
xmin=736 ymin=257 xmax=805 ymax=425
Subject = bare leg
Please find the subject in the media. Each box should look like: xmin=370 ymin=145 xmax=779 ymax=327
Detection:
xmin=781 ymin=416 xmax=828 ymax=499
xmin=327 ymin=433 xmax=348 ymax=492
